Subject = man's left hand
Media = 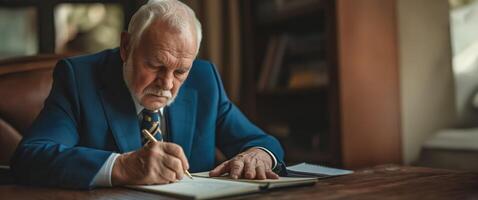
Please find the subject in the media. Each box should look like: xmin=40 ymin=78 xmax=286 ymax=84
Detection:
xmin=209 ymin=148 xmax=279 ymax=180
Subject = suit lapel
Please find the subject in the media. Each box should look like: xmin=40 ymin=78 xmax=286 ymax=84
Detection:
xmin=100 ymin=91 xmax=141 ymax=153
xmin=166 ymin=87 xmax=197 ymax=159
xmin=98 ymin=49 xmax=141 ymax=153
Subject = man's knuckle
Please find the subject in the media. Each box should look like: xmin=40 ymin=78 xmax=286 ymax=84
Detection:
xmin=231 ymin=161 xmax=243 ymax=168
xmin=151 ymin=150 xmax=161 ymax=157
xmin=169 ymin=143 xmax=182 ymax=153
xmin=176 ymin=146 xmax=185 ymax=154
xmin=246 ymin=170 xmax=254 ymax=176
xmin=165 ymin=170 xmax=176 ymax=180
xmin=257 ymin=160 xmax=266 ymax=166
xmin=172 ymin=158 xmax=182 ymax=169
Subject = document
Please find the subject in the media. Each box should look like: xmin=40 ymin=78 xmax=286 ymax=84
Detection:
xmin=286 ymin=162 xmax=353 ymax=178
xmin=192 ymin=171 xmax=318 ymax=189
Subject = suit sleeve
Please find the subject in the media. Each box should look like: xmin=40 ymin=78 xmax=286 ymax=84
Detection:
xmin=10 ymin=60 xmax=111 ymax=189
xmin=210 ymin=63 xmax=287 ymax=174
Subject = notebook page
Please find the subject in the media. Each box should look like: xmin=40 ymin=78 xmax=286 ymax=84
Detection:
xmin=127 ymin=176 xmax=260 ymax=200
xmin=192 ymin=172 xmax=318 ymax=189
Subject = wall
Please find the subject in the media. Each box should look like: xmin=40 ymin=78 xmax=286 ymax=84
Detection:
xmin=397 ymin=0 xmax=455 ymax=164
xmin=337 ymin=0 xmax=402 ymax=168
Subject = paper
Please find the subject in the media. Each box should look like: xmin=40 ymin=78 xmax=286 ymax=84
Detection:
xmin=286 ymin=162 xmax=353 ymax=177
xmin=127 ymin=176 xmax=260 ymax=199
xmin=192 ymin=171 xmax=318 ymax=189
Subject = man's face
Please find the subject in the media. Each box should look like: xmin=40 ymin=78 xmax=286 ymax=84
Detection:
xmin=121 ymin=20 xmax=197 ymax=111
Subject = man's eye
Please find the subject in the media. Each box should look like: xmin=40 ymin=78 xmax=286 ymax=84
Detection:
xmin=175 ymin=70 xmax=187 ymax=75
xmin=149 ymin=65 xmax=163 ymax=71
xmin=145 ymin=61 xmax=161 ymax=69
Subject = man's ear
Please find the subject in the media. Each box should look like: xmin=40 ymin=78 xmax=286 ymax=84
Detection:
xmin=120 ymin=31 xmax=130 ymax=62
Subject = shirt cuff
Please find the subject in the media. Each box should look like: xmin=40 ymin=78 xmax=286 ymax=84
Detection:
xmin=91 ymin=153 xmax=120 ymax=187
xmin=253 ymin=147 xmax=278 ymax=169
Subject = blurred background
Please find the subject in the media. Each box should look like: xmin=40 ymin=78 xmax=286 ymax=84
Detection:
xmin=0 ymin=0 xmax=477 ymax=171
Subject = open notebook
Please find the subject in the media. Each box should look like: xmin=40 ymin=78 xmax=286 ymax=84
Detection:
xmin=192 ymin=171 xmax=318 ymax=189
xmin=127 ymin=176 xmax=261 ymax=200
xmin=127 ymin=163 xmax=351 ymax=199
xmin=127 ymin=173 xmax=318 ymax=199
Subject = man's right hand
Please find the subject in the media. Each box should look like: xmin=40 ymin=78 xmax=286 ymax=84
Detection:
xmin=111 ymin=142 xmax=189 ymax=185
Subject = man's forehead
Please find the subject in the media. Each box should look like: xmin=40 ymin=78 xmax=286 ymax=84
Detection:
xmin=138 ymin=47 xmax=194 ymax=70
xmin=142 ymin=46 xmax=195 ymax=62
xmin=144 ymin=20 xmax=195 ymax=46
xmin=139 ymin=30 xmax=196 ymax=58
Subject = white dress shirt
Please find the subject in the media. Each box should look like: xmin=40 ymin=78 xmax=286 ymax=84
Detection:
xmin=91 ymin=98 xmax=277 ymax=187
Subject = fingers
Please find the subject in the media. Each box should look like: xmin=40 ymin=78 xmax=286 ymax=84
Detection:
xmin=157 ymin=164 xmax=178 ymax=183
xmin=218 ymin=148 xmax=278 ymax=180
xmin=229 ymin=159 xmax=245 ymax=179
xmin=256 ymin=165 xmax=266 ymax=179
xmin=162 ymin=143 xmax=190 ymax=170
xmin=254 ymin=160 xmax=279 ymax=180
xmin=266 ymin=169 xmax=280 ymax=179
xmin=162 ymin=154 xmax=185 ymax=180
xmin=243 ymin=160 xmax=256 ymax=179
xmin=209 ymin=161 xmax=229 ymax=177
xmin=118 ymin=142 xmax=189 ymax=185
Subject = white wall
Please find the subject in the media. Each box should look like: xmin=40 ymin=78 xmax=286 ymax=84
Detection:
xmin=397 ymin=0 xmax=456 ymax=164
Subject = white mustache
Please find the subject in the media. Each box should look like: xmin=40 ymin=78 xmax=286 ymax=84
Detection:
xmin=144 ymin=88 xmax=172 ymax=98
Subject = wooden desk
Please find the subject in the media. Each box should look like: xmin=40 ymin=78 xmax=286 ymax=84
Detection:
xmin=1 ymin=165 xmax=477 ymax=200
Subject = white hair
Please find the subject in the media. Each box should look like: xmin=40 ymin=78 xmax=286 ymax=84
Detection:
xmin=127 ymin=0 xmax=202 ymax=55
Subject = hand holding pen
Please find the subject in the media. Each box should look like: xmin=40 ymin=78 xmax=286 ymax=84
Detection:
xmin=110 ymin=130 xmax=193 ymax=185
xmin=142 ymin=129 xmax=193 ymax=179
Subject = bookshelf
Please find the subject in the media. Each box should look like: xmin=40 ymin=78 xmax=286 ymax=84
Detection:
xmin=240 ymin=0 xmax=341 ymax=166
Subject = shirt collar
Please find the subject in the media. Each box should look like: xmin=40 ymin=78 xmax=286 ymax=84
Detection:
xmin=132 ymin=96 xmax=164 ymax=115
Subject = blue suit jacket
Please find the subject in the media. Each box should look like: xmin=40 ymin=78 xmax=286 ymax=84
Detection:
xmin=11 ymin=49 xmax=285 ymax=189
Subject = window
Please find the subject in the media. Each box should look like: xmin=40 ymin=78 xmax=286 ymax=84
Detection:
xmin=0 ymin=7 xmax=37 ymax=59
xmin=54 ymin=3 xmax=123 ymax=54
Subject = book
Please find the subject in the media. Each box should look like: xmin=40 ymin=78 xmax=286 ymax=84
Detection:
xmin=128 ymin=172 xmax=318 ymax=200
xmin=287 ymin=60 xmax=329 ymax=89
xmin=256 ymin=0 xmax=324 ymax=24
xmin=257 ymin=34 xmax=289 ymax=91
xmin=257 ymin=36 xmax=280 ymax=91
xmin=267 ymin=35 xmax=288 ymax=90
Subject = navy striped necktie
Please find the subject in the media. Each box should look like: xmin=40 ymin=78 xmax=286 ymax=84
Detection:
xmin=141 ymin=109 xmax=163 ymax=144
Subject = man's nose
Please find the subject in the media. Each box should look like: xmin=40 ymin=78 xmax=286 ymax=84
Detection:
xmin=157 ymin=72 xmax=174 ymax=90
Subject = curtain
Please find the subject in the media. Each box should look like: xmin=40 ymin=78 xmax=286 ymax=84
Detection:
xmin=182 ymin=0 xmax=242 ymax=103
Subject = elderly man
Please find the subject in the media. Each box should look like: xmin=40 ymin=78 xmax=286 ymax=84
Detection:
xmin=11 ymin=0 xmax=285 ymax=189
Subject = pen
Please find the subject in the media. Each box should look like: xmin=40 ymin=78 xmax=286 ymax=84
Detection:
xmin=142 ymin=129 xmax=194 ymax=180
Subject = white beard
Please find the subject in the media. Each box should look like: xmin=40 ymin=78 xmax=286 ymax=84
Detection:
xmin=122 ymin=59 xmax=177 ymax=110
